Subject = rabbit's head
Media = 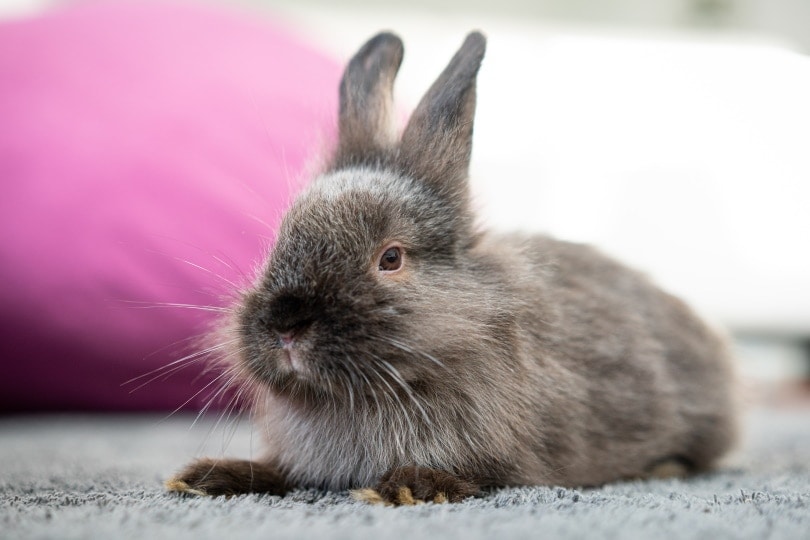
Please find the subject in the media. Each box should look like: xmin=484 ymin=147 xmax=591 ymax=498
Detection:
xmin=236 ymin=33 xmax=507 ymax=404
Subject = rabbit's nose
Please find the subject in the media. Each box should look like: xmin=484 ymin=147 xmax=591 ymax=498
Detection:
xmin=267 ymin=291 xmax=315 ymax=336
xmin=278 ymin=331 xmax=295 ymax=347
xmin=277 ymin=327 xmax=308 ymax=348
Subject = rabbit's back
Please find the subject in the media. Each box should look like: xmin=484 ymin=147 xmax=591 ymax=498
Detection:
xmin=488 ymin=233 xmax=738 ymax=485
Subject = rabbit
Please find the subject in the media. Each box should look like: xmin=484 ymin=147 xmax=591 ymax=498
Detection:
xmin=166 ymin=31 xmax=738 ymax=505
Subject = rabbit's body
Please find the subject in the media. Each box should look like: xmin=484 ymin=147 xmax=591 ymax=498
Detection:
xmin=251 ymin=228 xmax=735 ymax=491
xmin=168 ymin=31 xmax=737 ymax=504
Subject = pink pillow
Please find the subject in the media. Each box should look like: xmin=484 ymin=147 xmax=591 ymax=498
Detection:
xmin=0 ymin=1 xmax=340 ymax=411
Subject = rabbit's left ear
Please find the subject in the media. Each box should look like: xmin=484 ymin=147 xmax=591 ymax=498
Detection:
xmin=398 ymin=32 xmax=486 ymax=197
xmin=333 ymin=32 xmax=404 ymax=168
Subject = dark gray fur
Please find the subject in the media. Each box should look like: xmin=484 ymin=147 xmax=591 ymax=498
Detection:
xmin=174 ymin=31 xmax=738 ymax=496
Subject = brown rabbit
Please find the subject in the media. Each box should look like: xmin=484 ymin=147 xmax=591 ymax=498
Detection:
xmin=167 ymin=31 xmax=737 ymax=505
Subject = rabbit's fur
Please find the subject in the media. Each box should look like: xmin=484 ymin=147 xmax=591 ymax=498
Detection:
xmin=168 ymin=31 xmax=737 ymax=504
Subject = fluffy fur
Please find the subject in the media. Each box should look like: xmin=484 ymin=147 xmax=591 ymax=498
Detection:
xmin=168 ymin=31 xmax=737 ymax=504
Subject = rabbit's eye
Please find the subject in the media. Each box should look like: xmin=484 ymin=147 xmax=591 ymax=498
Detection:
xmin=378 ymin=245 xmax=403 ymax=272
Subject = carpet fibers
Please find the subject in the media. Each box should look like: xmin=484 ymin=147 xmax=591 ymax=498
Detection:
xmin=2 ymin=408 xmax=808 ymax=539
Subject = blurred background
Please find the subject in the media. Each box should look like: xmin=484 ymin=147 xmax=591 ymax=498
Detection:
xmin=1 ymin=0 xmax=808 ymax=412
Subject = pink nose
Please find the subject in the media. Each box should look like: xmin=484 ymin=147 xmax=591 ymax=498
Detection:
xmin=279 ymin=332 xmax=295 ymax=347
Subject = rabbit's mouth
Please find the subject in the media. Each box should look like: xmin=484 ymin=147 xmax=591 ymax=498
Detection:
xmin=280 ymin=347 xmax=305 ymax=374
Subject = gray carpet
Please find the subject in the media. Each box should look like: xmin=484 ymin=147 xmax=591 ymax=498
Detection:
xmin=2 ymin=408 xmax=808 ymax=539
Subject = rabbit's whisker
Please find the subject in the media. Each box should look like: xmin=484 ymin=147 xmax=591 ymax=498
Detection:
xmin=124 ymin=339 xmax=238 ymax=386
xmin=123 ymin=341 xmax=237 ymax=394
xmin=197 ymin=367 xmax=251 ymax=455
xmin=368 ymin=334 xmax=448 ymax=371
xmin=347 ymin=355 xmax=382 ymax=416
xmin=370 ymin=354 xmax=432 ymax=428
xmin=192 ymin=363 xmax=243 ymax=430
xmin=364 ymin=362 xmax=417 ymax=452
xmin=158 ymin=368 xmax=235 ymax=425
xmin=118 ymin=300 xmax=232 ymax=314
xmin=140 ymin=246 xmax=244 ymax=291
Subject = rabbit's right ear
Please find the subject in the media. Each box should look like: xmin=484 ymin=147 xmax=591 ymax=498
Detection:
xmin=332 ymin=32 xmax=404 ymax=168
xmin=397 ymin=32 xmax=485 ymax=201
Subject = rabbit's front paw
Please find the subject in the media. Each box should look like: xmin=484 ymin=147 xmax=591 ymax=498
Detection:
xmin=166 ymin=458 xmax=290 ymax=497
xmin=353 ymin=466 xmax=479 ymax=506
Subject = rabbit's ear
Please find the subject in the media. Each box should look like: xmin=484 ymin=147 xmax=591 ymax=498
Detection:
xmin=333 ymin=32 xmax=404 ymax=168
xmin=398 ymin=32 xmax=486 ymax=196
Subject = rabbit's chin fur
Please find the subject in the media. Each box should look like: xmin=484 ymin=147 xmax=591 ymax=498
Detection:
xmin=197 ymin=31 xmax=737 ymax=494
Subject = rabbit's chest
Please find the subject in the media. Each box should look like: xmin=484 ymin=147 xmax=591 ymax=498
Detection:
xmin=262 ymin=402 xmax=469 ymax=490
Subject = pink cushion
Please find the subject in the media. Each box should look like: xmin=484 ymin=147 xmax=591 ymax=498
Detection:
xmin=0 ymin=1 xmax=340 ymax=411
